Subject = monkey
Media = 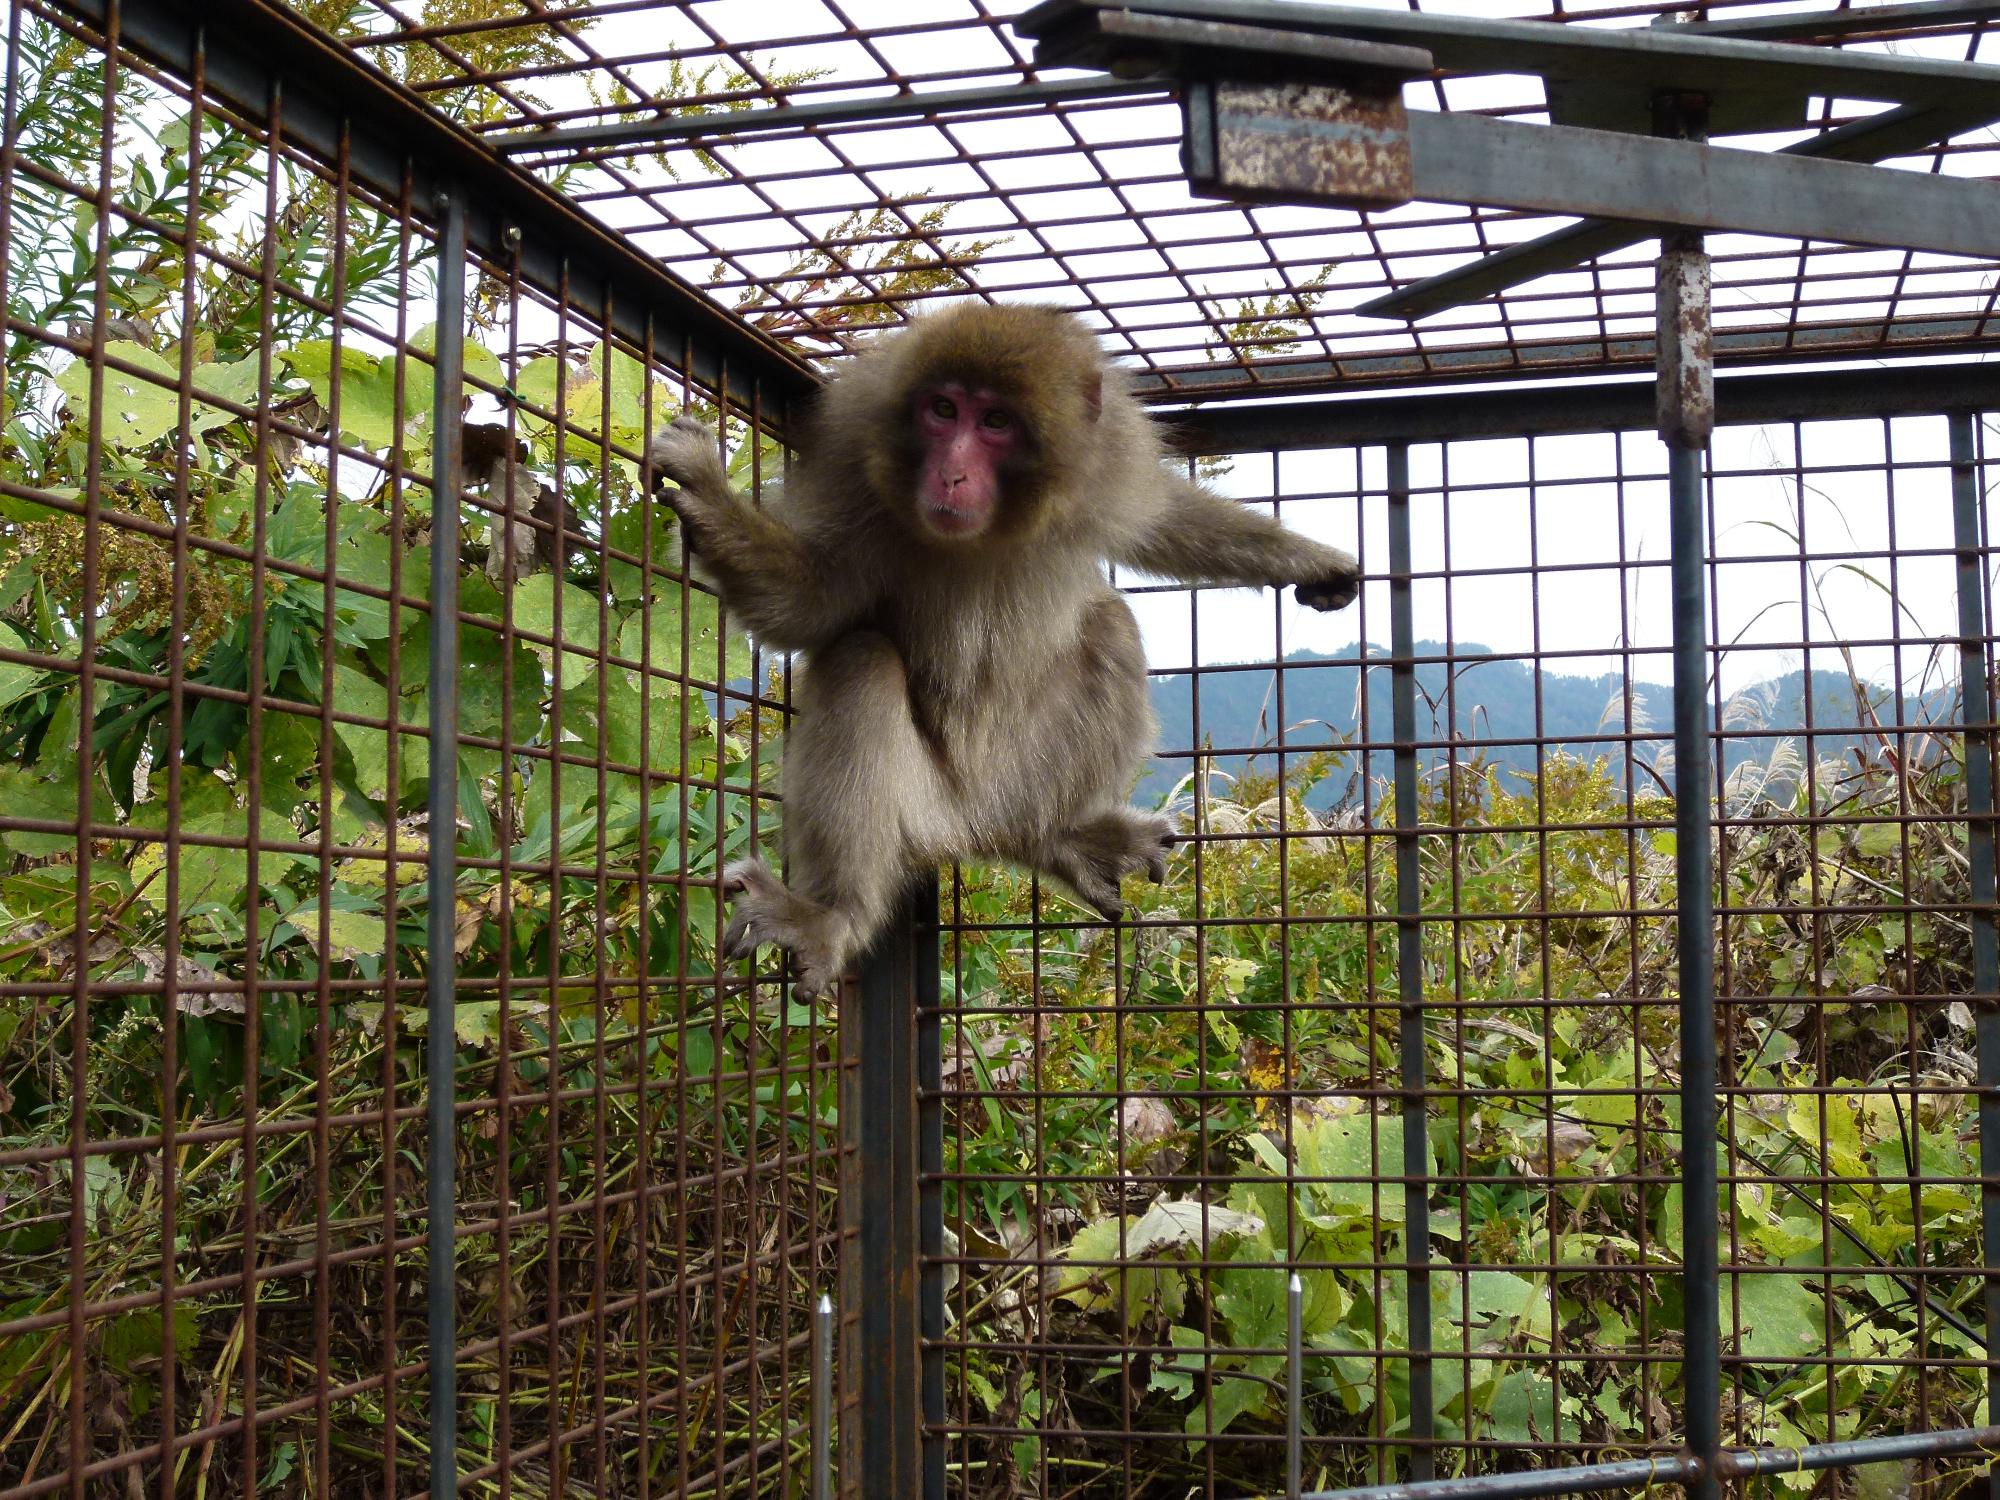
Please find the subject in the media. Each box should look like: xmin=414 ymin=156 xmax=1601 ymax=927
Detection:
xmin=646 ymin=302 xmax=1359 ymax=1000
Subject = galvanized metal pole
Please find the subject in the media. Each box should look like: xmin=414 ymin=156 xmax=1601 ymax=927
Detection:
xmin=813 ymin=1290 xmax=835 ymax=1500
xmin=916 ymin=873 xmax=946 ymax=1500
xmin=848 ymin=875 xmax=942 ymax=1498
xmin=425 ymin=189 xmax=468 ymax=1499
xmin=1387 ymin=441 xmax=1435 ymax=1483
xmin=1658 ymin=184 xmax=1722 ymax=1496
xmin=1287 ymin=1272 xmax=1304 ymax=1500
xmin=1949 ymin=412 xmax=2000 ymax=1500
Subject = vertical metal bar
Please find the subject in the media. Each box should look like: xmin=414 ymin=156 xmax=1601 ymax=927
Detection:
xmin=849 ymin=874 xmax=939 ymax=1496
xmin=814 ymin=1290 xmax=835 ymax=1500
xmin=917 ymin=874 xmax=947 ymax=1500
xmin=69 ymin=5 xmax=120 ymax=1491
xmin=426 ymin=187 xmax=468 ymax=1500
xmin=1950 ymin=412 xmax=2000 ymax=1500
xmin=1388 ymin=441 xmax=1435 ymax=1481
xmin=1288 ymin=1272 xmax=1304 ymax=1500
xmin=1669 ymin=429 xmax=1722 ymax=1500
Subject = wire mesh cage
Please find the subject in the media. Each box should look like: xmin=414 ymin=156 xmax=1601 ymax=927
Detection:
xmin=0 ymin=1 xmax=1996 ymax=1498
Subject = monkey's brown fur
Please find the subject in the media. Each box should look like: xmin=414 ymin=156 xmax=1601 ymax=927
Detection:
xmin=648 ymin=303 xmax=1358 ymax=999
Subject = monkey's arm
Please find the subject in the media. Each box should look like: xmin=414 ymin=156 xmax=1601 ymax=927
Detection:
xmin=647 ymin=419 xmax=869 ymax=650
xmin=1116 ymin=473 xmax=1361 ymax=612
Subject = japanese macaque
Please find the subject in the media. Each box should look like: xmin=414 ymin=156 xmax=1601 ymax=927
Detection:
xmin=646 ymin=303 xmax=1358 ymax=999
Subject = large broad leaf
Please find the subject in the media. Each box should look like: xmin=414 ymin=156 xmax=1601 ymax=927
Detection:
xmin=1294 ymin=1111 xmax=1433 ymax=1224
xmin=55 ymin=342 xmax=181 ymax=448
xmin=166 ymin=773 xmax=309 ymax=908
xmin=1057 ymin=1200 xmax=1262 ymax=1323
xmin=188 ymin=356 xmax=263 ymax=431
xmin=511 ymin=574 xmax=604 ymax=690
xmin=329 ymin=662 xmax=392 ymax=801
xmin=1728 ymin=1270 xmax=1827 ymax=1364
xmin=1191 ymin=1353 xmax=1285 ymax=1437
xmin=283 ymin=341 xmax=402 ymax=452
xmin=0 ymin=765 xmax=85 ymax=857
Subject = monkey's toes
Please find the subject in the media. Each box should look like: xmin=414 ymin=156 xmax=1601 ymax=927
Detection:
xmin=1296 ymin=572 xmax=1361 ymax=612
xmin=792 ymin=960 xmax=841 ymax=1002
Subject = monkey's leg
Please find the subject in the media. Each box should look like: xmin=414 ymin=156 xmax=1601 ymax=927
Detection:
xmin=728 ymin=630 xmax=942 ymax=1000
xmin=1034 ymin=806 xmax=1177 ymax=921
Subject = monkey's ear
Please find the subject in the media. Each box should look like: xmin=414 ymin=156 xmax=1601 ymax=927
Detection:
xmin=1081 ymin=370 xmax=1103 ymax=423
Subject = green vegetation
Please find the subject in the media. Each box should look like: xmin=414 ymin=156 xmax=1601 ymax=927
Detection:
xmin=942 ymin=740 xmax=1984 ymax=1496
xmin=0 ymin=5 xmax=1990 ymax=1497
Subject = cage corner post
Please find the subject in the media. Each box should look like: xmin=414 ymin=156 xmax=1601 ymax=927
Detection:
xmin=839 ymin=872 xmax=945 ymax=1499
xmin=1949 ymin=409 xmax=2000 ymax=1500
xmin=1658 ymin=203 xmax=1723 ymax=1500
xmin=425 ymin=184 xmax=469 ymax=1500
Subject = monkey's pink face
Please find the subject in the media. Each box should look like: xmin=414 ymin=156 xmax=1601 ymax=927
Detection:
xmin=913 ymin=383 xmax=1018 ymax=539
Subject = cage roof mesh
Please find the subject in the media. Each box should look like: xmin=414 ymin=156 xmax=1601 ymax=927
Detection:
xmin=325 ymin=0 xmax=2000 ymax=399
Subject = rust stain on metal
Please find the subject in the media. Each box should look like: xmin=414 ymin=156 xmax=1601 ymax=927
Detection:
xmin=1199 ymin=79 xmax=1414 ymax=211
xmin=1656 ymin=239 xmax=1715 ymax=447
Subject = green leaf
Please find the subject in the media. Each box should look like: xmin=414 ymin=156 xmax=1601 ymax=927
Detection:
xmin=1295 ymin=1111 xmax=1429 ymax=1223
xmin=173 ymin=773 xmax=308 ymax=908
xmin=329 ymin=663 xmax=392 ymax=800
xmin=1191 ymin=1354 xmax=1283 ymax=1436
xmin=188 ymin=355 xmax=263 ymax=431
xmin=283 ymin=341 xmax=402 ymax=451
xmin=0 ymin=621 xmax=42 ymax=710
xmin=1727 ymin=1271 xmax=1826 ymax=1363
xmin=55 ymin=343 xmax=181 ymax=447
xmin=0 ymin=763 xmax=110 ymax=858
xmin=511 ymin=573 xmax=603 ymax=689
xmin=321 ymin=908 xmax=384 ymax=962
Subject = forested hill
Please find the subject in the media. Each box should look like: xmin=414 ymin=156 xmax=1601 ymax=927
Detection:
xmin=1142 ymin=643 xmax=1943 ymax=805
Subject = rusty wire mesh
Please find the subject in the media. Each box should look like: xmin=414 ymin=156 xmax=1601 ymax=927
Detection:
xmin=931 ymin=409 xmax=1996 ymax=1495
xmin=328 ymin=0 xmax=2000 ymax=397
xmin=0 ymin=2 xmax=1997 ymax=1499
xmin=0 ymin=1 xmax=831 ymax=1493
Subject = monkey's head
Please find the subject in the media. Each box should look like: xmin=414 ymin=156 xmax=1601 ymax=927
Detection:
xmin=837 ymin=303 xmax=1107 ymax=546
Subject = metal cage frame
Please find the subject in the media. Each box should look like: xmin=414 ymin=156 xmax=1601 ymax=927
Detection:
xmin=1 ymin=1 xmax=1997 ymax=1497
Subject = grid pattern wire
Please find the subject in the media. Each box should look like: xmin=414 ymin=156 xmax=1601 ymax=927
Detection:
xmin=0 ymin=0 xmax=833 ymax=1493
xmin=0 ymin=1 xmax=1997 ymax=1498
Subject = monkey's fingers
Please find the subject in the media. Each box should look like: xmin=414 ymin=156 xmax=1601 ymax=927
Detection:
xmin=722 ymin=911 xmax=762 ymax=960
xmin=1295 ymin=571 xmax=1361 ymax=613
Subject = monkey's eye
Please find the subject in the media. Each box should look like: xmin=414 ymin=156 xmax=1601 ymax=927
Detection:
xmin=930 ymin=395 xmax=958 ymax=420
xmin=980 ymin=409 xmax=1013 ymax=430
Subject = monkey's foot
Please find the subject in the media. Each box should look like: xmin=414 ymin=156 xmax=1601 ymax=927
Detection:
xmin=1049 ymin=810 xmax=1178 ymax=922
xmin=719 ymin=859 xmax=846 ymax=1001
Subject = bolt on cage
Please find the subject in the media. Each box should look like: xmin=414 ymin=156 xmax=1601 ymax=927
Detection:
xmin=0 ymin=1 xmax=1996 ymax=1499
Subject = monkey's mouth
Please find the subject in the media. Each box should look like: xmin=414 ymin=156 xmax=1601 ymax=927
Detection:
xmin=921 ymin=499 xmax=989 ymax=536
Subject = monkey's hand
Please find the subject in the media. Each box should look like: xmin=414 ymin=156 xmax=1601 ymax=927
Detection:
xmin=647 ymin=417 xmax=742 ymax=552
xmin=1294 ymin=547 xmax=1362 ymax=613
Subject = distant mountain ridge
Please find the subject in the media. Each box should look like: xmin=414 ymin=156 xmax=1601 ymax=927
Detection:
xmin=1142 ymin=642 xmax=1951 ymax=805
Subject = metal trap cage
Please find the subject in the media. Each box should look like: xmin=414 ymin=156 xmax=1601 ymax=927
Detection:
xmin=0 ymin=1 xmax=1996 ymax=1497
